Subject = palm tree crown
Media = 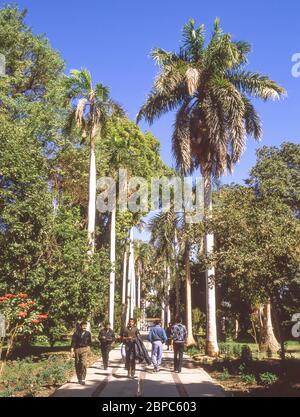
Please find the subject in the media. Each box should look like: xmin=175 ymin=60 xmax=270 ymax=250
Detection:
xmin=66 ymin=68 xmax=124 ymax=142
xmin=137 ymin=18 xmax=285 ymax=177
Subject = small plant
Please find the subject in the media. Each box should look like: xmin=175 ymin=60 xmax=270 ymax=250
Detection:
xmin=259 ymin=372 xmax=278 ymax=386
xmin=0 ymin=387 xmax=14 ymax=397
xmin=241 ymin=374 xmax=256 ymax=385
xmin=219 ymin=368 xmax=231 ymax=381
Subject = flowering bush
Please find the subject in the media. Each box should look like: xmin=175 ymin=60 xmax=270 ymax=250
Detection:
xmin=0 ymin=293 xmax=48 ymax=376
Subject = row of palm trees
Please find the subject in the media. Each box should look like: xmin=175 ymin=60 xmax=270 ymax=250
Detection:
xmin=66 ymin=19 xmax=284 ymax=356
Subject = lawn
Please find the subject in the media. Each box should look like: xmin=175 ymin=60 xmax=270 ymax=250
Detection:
xmin=187 ymin=340 xmax=300 ymax=397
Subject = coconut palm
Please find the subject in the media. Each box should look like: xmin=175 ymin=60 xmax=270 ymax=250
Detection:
xmin=65 ymin=68 xmax=124 ymax=254
xmin=137 ymin=19 xmax=285 ymax=356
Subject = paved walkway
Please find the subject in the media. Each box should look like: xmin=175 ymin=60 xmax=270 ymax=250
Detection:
xmin=53 ymin=340 xmax=225 ymax=397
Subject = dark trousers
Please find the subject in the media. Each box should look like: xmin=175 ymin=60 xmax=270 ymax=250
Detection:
xmin=125 ymin=341 xmax=136 ymax=375
xmin=101 ymin=344 xmax=111 ymax=368
xmin=75 ymin=347 xmax=89 ymax=381
xmin=173 ymin=342 xmax=184 ymax=372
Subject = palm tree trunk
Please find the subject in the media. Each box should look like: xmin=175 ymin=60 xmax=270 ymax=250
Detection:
xmin=121 ymin=241 xmax=128 ymax=330
xmin=185 ymin=244 xmax=196 ymax=346
xmin=204 ymin=171 xmax=219 ymax=356
xmin=166 ymin=265 xmax=171 ymax=325
xmin=137 ymin=265 xmax=141 ymax=327
xmin=87 ymin=137 xmax=96 ymax=255
xmin=259 ymin=302 xmax=280 ymax=354
xmin=108 ymin=206 xmax=116 ymax=329
xmin=174 ymin=230 xmax=180 ymax=317
xmin=128 ymin=228 xmax=135 ymax=319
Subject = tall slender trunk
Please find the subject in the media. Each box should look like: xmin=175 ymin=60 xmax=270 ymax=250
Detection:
xmin=128 ymin=228 xmax=135 ymax=319
xmin=108 ymin=207 xmax=116 ymax=329
xmin=185 ymin=243 xmax=196 ymax=346
xmin=234 ymin=318 xmax=239 ymax=340
xmin=121 ymin=241 xmax=128 ymax=330
xmin=259 ymin=302 xmax=280 ymax=354
xmin=166 ymin=265 xmax=171 ymax=325
xmin=204 ymin=171 xmax=219 ymax=356
xmin=87 ymin=137 xmax=96 ymax=255
xmin=137 ymin=263 xmax=141 ymax=328
xmin=174 ymin=230 xmax=180 ymax=317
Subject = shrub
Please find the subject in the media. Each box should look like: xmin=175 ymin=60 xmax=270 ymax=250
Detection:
xmin=259 ymin=372 xmax=278 ymax=386
xmin=241 ymin=374 xmax=256 ymax=385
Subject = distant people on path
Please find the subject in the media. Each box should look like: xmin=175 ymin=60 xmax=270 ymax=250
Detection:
xmin=166 ymin=322 xmax=173 ymax=351
xmin=98 ymin=321 xmax=115 ymax=370
xmin=172 ymin=317 xmax=187 ymax=373
xmin=70 ymin=321 xmax=92 ymax=385
xmin=121 ymin=318 xmax=140 ymax=378
xmin=147 ymin=319 xmax=167 ymax=372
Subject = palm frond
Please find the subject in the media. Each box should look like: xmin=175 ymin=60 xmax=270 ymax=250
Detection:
xmin=182 ymin=19 xmax=205 ymax=61
xmin=228 ymin=71 xmax=286 ymax=100
xmin=151 ymin=48 xmax=180 ymax=66
xmin=75 ymin=98 xmax=88 ymax=129
xmin=242 ymin=96 xmax=262 ymax=139
xmin=172 ymin=100 xmax=193 ymax=174
xmin=137 ymin=89 xmax=184 ymax=125
xmin=95 ymin=83 xmax=110 ymax=102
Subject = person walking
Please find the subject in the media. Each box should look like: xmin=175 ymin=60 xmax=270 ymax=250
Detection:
xmin=172 ymin=317 xmax=187 ymax=373
xmin=147 ymin=319 xmax=167 ymax=372
xmin=98 ymin=321 xmax=115 ymax=370
xmin=70 ymin=321 xmax=92 ymax=385
xmin=166 ymin=322 xmax=173 ymax=351
xmin=122 ymin=318 xmax=139 ymax=378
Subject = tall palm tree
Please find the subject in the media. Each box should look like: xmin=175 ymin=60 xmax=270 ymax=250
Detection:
xmin=137 ymin=19 xmax=285 ymax=356
xmin=65 ymin=68 xmax=124 ymax=254
xmin=148 ymin=210 xmax=180 ymax=317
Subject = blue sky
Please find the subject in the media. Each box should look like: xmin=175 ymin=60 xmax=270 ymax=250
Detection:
xmin=6 ymin=0 xmax=300 ymax=184
xmin=2 ymin=1 xmax=300 ymax=239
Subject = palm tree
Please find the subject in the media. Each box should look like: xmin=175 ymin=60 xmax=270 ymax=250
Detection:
xmin=148 ymin=210 xmax=180 ymax=317
xmin=65 ymin=68 xmax=124 ymax=254
xmin=137 ymin=19 xmax=285 ymax=356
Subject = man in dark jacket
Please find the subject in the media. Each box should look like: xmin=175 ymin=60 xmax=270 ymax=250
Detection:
xmin=172 ymin=317 xmax=187 ymax=373
xmin=122 ymin=318 xmax=139 ymax=378
xmin=71 ymin=321 xmax=92 ymax=385
xmin=98 ymin=322 xmax=115 ymax=370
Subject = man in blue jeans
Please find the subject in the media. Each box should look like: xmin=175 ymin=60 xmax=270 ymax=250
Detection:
xmin=147 ymin=320 xmax=167 ymax=372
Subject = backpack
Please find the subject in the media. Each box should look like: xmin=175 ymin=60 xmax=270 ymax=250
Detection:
xmin=172 ymin=324 xmax=186 ymax=343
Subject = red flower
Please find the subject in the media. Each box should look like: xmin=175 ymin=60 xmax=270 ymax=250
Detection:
xmin=37 ymin=314 xmax=48 ymax=320
xmin=18 ymin=303 xmax=28 ymax=309
xmin=17 ymin=293 xmax=28 ymax=299
xmin=27 ymin=300 xmax=35 ymax=305
xmin=5 ymin=294 xmax=16 ymax=299
xmin=0 ymin=297 xmax=8 ymax=302
xmin=31 ymin=319 xmax=40 ymax=325
xmin=17 ymin=311 xmax=27 ymax=318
